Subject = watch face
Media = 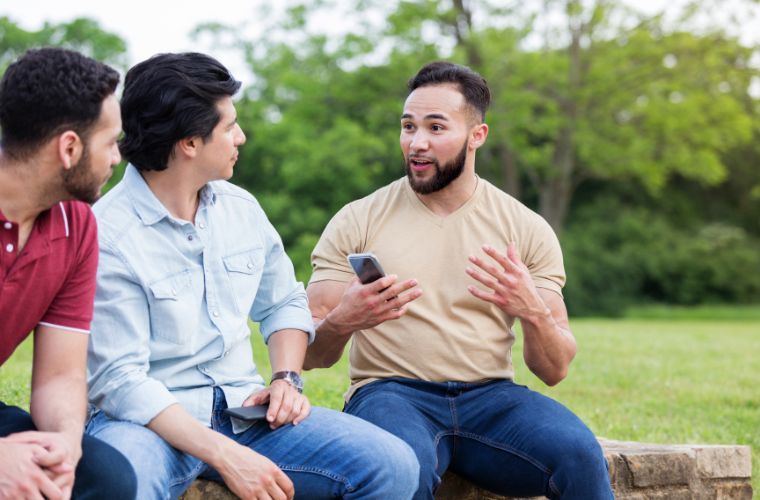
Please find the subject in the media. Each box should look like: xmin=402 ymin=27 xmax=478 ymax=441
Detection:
xmin=272 ymin=371 xmax=304 ymax=392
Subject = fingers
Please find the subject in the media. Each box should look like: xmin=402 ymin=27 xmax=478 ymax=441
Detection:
xmin=32 ymin=446 xmax=67 ymax=469
xmin=265 ymin=382 xmax=310 ymax=429
xmin=244 ymin=388 xmax=271 ymax=407
xmin=274 ymin=468 xmax=295 ymax=500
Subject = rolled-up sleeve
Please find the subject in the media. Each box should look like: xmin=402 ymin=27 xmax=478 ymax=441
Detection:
xmin=87 ymin=244 xmax=178 ymax=425
xmin=250 ymin=217 xmax=314 ymax=344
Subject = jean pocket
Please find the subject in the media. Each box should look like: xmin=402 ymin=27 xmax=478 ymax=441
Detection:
xmin=223 ymin=247 xmax=264 ymax=314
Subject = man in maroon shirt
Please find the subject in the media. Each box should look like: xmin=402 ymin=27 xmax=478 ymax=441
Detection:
xmin=0 ymin=48 xmax=135 ymax=499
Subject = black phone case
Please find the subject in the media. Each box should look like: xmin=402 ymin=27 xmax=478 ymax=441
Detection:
xmin=223 ymin=405 xmax=269 ymax=421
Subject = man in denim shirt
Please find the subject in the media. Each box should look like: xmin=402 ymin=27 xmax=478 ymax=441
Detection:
xmin=85 ymin=52 xmax=418 ymax=500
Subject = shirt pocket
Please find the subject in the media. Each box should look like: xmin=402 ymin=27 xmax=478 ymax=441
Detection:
xmin=148 ymin=269 xmax=195 ymax=345
xmin=223 ymin=247 xmax=265 ymax=315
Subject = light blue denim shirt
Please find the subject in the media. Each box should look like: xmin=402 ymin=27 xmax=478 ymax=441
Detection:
xmin=87 ymin=164 xmax=314 ymax=428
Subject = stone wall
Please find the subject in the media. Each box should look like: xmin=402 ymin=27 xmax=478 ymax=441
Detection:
xmin=181 ymin=439 xmax=753 ymax=499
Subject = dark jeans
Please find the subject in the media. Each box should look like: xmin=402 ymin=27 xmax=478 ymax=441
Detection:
xmin=0 ymin=402 xmax=136 ymax=500
xmin=344 ymin=378 xmax=614 ymax=500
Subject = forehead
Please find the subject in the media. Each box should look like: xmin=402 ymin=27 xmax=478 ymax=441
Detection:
xmin=402 ymin=84 xmax=467 ymax=119
xmin=215 ymin=96 xmax=236 ymax=120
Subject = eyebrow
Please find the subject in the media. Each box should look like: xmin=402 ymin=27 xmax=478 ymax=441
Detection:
xmin=400 ymin=113 xmax=450 ymax=121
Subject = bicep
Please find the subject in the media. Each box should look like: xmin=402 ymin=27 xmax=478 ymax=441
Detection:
xmin=307 ymin=280 xmax=348 ymax=320
xmin=32 ymin=325 xmax=89 ymax=387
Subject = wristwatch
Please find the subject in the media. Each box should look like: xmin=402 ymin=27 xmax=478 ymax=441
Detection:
xmin=270 ymin=371 xmax=304 ymax=393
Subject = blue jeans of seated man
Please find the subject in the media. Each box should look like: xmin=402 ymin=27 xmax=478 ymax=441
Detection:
xmin=344 ymin=378 xmax=614 ymax=500
xmin=0 ymin=402 xmax=137 ymax=500
xmin=85 ymin=388 xmax=419 ymax=500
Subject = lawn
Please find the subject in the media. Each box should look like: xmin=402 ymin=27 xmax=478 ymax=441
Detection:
xmin=1 ymin=317 xmax=758 ymax=492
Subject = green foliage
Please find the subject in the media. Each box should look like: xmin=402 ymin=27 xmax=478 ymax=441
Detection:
xmin=0 ymin=16 xmax=128 ymax=71
xmin=563 ymin=197 xmax=760 ymax=316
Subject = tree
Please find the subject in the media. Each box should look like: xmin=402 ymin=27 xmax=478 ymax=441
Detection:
xmin=0 ymin=16 xmax=128 ymax=72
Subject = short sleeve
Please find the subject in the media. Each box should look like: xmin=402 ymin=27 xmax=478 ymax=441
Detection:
xmin=521 ymin=213 xmax=566 ymax=297
xmin=309 ymin=204 xmax=363 ymax=285
xmin=39 ymin=204 xmax=98 ymax=332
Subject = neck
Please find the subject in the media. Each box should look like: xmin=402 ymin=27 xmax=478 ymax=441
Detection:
xmin=0 ymin=154 xmax=64 ymax=225
xmin=140 ymin=166 xmax=204 ymax=223
xmin=415 ymin=168 xmax=479 ymax=217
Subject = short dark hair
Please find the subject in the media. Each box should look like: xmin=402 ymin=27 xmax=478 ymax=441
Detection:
xmin=0 ymin=47 xmax=119 ymax=160
xmin=119 ymin=52 xmax=241 ymax=171
xmin=407 ymin=61 xmax=490 ymax=122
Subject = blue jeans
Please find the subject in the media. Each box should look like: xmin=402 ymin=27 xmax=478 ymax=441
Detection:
xmin=85 ymin=388 xmax=419 ymax=499
xmin=344 ymin=378 xmax=613 ymax=500
xmin=0 ymin=402 xmax=137 ymax=499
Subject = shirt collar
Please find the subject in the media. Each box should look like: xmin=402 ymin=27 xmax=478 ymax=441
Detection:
xmin=0 ymin=203 xmax=68 ymax=241
xmin=124 ymin=163 xmax=218 ymax=226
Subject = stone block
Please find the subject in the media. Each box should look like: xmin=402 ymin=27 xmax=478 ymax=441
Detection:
xmin=693 ymin=445 xmax=752 ymax=479
xmin=623 ymin=450 xmax=692 ymax=487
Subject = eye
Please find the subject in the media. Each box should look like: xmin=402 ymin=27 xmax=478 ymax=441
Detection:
xmin=401 ymin=122 xmax=415 ymax=131
xmin=431 ymin=124 xmax=444 ymax=132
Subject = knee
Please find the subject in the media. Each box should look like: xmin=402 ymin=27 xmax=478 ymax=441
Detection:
xmin=367 ymin=433 xmax=420 ymax=497
xmin=559 ymin=433 xmax=609 ymax=476
xmin=76 ymin=437 xmax=138 ymax=500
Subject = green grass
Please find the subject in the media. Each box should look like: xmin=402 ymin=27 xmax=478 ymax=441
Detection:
xmin=2 ymin=317 xmax=758 ymax=492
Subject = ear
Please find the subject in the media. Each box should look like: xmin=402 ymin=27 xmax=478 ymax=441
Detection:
xmin=175 ymin=136 xmax=200 ymax=159
xmin=468 ymin=123 xmax=489 ymax=150
xmin=57 ymin=131 xmax=83 ymax=170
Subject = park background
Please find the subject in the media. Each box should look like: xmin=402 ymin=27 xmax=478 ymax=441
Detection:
xmin=1 ymin=0 xmax=759 ymax=492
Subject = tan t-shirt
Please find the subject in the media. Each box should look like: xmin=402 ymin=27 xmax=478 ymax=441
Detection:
xmin=310 ymin=176 xmax=565 ymax=400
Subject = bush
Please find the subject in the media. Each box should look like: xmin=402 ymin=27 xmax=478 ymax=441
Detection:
xmin=562 ymin=199 xmax=760 ymax=316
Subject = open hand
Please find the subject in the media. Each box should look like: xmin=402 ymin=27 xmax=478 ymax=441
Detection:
xmin=466 ymin=243 xmax=548 ymax=320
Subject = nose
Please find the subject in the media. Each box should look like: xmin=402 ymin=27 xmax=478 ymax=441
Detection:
xmin=112 ymin=144 xmax=122 ymax=165
xmin=235 ymin=124 xmax=246 ymax=146
xmin=409 ymin=130 xmax=429 ymax=152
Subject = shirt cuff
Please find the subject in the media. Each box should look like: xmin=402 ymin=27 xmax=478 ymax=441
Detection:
xmin=108 ymin=377 xmax=179 ymax=425
xmin=259 ymin=304 xmax=316 ymax=345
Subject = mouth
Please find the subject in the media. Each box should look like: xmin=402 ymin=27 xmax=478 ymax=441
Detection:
xmin=409 ymin=156 xmax=434 ymax=172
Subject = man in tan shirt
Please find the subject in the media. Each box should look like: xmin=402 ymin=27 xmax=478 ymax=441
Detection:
xmin=306 ymin=61 xmax=613 ymax=499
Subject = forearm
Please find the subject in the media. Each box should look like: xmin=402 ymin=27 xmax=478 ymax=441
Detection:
xmin=520 ymin=306 xmax=577 ymax=386
xmin=147 ymin=404 xmax=232 ymax=469
xmin=304 ymin=315 xmax=353 ymax=369
xmin=267 ymin=329 xmax=309 ymax=372
xmin=29 ymin=373 xmax=87 ymax=459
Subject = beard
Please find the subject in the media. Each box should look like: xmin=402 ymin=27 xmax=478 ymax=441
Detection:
xmin=405 ymin=139 xmax=468 ymax=195
xmin=61 ymin=145 xmax=106 ymax=204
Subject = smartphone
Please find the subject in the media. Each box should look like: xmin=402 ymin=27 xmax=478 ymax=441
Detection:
xmin=347 ymin=253 xmax=386 ymax=284
xmin=223 ymin=404 xmax=269 ymax=421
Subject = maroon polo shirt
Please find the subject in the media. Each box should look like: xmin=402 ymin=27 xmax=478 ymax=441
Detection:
xmin=0 ymin=201 xmax=98 ymax=365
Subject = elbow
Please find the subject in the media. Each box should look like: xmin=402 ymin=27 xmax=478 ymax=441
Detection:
xmin=540 ymin=368 xmax=568 ymax=387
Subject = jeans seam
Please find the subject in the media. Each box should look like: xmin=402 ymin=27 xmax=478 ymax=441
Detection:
xmin=278 ymin=465 xmax=354 ymax=493
xmin=453 ymin=431 xmax=553 ymax=476
xmin=168 ymin=460 xmax=206 ymax=490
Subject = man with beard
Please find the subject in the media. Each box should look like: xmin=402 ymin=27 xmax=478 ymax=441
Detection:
xmin=0 ymin=48 xmax=136 ymax=499
xmin=305 ymin=61 xmax=613 ymax=499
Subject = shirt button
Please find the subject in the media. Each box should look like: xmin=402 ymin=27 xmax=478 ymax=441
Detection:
xmin=171 ymin=288 xmax=177 ymax=296
xmin=246 ymin=262 xmax=253 ymax=269
xmin=199 ymin=222 xmax=206 ymax=229
xmin=3 ymin=222 xmax=11 ymax=230
xmin=5 ymin=243 xmax=13 ymax=252
xmin=212 ymin=311 xmax=220 ymax=318
xmin=187 ymin=235 xmax=194 ymax=241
